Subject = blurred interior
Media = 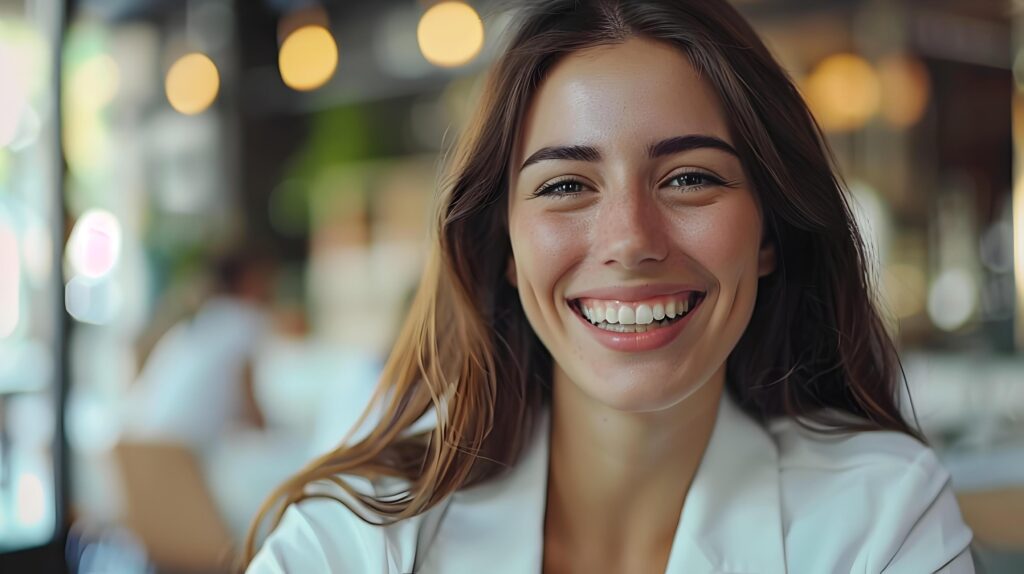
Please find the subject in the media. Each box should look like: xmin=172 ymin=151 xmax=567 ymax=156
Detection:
xmin=0 ymin=0 xmax=1022 ymax=571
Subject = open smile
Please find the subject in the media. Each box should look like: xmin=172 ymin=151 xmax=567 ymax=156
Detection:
xmin=567 ymin=291 xmax=706 ymax=352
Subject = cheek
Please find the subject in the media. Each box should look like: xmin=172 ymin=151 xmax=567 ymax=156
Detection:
xmin=508 ymin=209 xmax=588 ymax=347
xmin=510 ymin=210 xmax=584 ymax=294
xmin=673 ymin=197 xmax=763 ymax=287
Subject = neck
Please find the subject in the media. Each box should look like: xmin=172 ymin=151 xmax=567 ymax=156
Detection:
xmin=543 ymin=365 xmax=724 ymax=572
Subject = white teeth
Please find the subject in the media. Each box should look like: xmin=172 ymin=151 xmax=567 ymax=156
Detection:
xmin=577 ymin=295 xmax=701 ymax=327
xmin=605 ymin=306 xmax=618 ymax=324
xmin=617 ymin=306 xmax=635 ymax=325
xmin=635 ymin=304 xmax=653 ymax=325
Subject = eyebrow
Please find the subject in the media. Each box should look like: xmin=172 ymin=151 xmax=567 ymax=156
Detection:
xmin=519 ymin=134 xmax=739 ymax=171
xmin=519 ymin=144 xmax=601 ymax=170
xmin=647 ymin=135 xmax=738 ymax=159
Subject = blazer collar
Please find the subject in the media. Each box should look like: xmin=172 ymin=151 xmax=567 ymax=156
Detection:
xmin=421 ymin=393 xmax=785 ymax=573
xmin=668 ymin=394 xmax=787 ymax=573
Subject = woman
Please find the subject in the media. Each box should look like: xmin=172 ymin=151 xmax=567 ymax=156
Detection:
xmin=245 ymin=0 xmax=974 ymax=572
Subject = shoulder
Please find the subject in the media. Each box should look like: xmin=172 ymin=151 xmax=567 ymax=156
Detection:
xmin=246 ymin=477 xmax=425 ymax=574
xmin=770 ymin=414 xmax=932 ymax=472
xmin=768 ymin=417 xmax=975 ymax=572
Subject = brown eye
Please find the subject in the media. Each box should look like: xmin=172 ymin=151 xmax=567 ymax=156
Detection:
xmin=667 ymin=172 xmax=722 ymax=190
xmin=534 ymin=178 xmax=587 ymax=198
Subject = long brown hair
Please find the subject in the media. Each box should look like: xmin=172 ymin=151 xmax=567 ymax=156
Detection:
xmin=244 ymin=0 xmax=919 ymax=561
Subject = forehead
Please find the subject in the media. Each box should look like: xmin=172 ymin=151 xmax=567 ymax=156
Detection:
xmin=517 ymin=38 xmax=733 ymax=159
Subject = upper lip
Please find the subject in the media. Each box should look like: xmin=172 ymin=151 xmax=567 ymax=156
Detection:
xmin=566 ymin=283 xmax=706 ymax=302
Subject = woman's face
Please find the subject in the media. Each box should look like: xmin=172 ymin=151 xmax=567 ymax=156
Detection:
xmin=507 ymin=38 xmax=775 ymax=412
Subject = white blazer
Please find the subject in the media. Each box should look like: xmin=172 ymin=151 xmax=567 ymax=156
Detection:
xmin=249 ymin=394 xmax=975 ymax=573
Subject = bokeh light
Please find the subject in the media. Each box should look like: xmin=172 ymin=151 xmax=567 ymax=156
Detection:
xmin=64 ymin=274 xmax=120 ymax=326
xmin=63 ymin=112 xmax=108 ymax=178
xmin=0 ymin=21 xmax=46 ymax=151
xmin=68 ymin=53 xmax=120 ymax=111
xmin=0 ymin=43 xmax=29 ymax=149
xmin=15 ymin=472 xmax=46 ymax=527
xmin=927 ymin=268 xmax=978 ymax=332
xmin=67 ymin=209 xmax=122 ymax=279
xmin=803 ymin=53 xmax=881 ymax=132
xmin=417 ymin=1 xmax=484 ymax=68
xmin=883 ymin=263 xmax=926 ymax=319
xmin=20 ymin=216 xmax=52 ymax=286
xmin=63 ymin=53 xmax=119 ymax=174
xmin=878 ymin=54 xmax=931 ymax=129
xmin=0 ymin=221 xmax=20 ymax=338
xmin=278 ymin=25 xmax=338 ymax=91
xmin=165 ymin=52 xmax=220 ymax=115
xmin=62 ymin=26 xmax=117 ymax=178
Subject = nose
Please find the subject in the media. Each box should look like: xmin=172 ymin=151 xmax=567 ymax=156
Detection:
xmin=593 ymin=183 xmax=669 ymax=270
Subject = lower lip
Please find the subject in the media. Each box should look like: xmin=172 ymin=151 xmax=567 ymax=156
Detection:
xmin=571 ymin=299 xmax=702 ymax=353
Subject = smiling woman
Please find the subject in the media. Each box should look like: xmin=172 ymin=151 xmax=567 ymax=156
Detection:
xmin=244 ymin=1 xmax=974 ymax=573
xmin=507 ymin=39 xmax=772 ymax=414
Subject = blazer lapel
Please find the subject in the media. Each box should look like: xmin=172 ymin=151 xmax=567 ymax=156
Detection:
xmin=418 ymin=412 xmax=550 ymax=573
xmin=666 ymin=394 xmax=787 ymax=574
xmin=419 ymin=393 xmax=786 ymax=574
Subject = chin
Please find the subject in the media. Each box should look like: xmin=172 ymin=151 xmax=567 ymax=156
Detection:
xmin=567 ymin=364 xmax=709 ymax=413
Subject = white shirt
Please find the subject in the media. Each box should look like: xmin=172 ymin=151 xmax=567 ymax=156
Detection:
xmin=125 ymin=297 xmax=270 ymax=447
xmin=249 ymin=393 xmax=975 ymax=573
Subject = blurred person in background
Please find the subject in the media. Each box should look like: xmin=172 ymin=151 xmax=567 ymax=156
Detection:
xmin=68 ymin=241 xmax=317 ymax=571
xmin=114 ymin=241 xmax=323 ymax=556
xmin=122 ymin=244 xmax=279 ymax=445
xmin=244 ymin=1 xmax=975 ymax=572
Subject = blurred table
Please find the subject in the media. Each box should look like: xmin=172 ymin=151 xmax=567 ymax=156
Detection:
xmin=957 ymin=487 xmax=1024 ymax=550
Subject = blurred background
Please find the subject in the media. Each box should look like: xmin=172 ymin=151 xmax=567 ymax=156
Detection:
xmin=0 ymin=0 xmax=1021 ymax=571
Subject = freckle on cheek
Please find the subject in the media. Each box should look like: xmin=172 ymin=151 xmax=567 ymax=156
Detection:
xmin=531 ymin=218 xmax=578 ymax=261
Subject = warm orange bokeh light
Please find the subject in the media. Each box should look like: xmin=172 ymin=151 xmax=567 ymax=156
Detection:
xmin=803 ymin=53 xmax=881 ymax=133
xmin=417 ymin=2 xmax=484 ymax=68
xmin=878 ymin=55 xmax=931 ymax=129
xmin=165 ymin=52 xmax=220 ymax=115
xmin=279 ymin=25 xmax=338 ymax=91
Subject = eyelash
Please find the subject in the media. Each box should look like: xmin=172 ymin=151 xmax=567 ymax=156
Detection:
xmin=532 ymin=178 xmax=587 ymax=197
xmin=531 ymin=171 xmax=731 ymax=198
